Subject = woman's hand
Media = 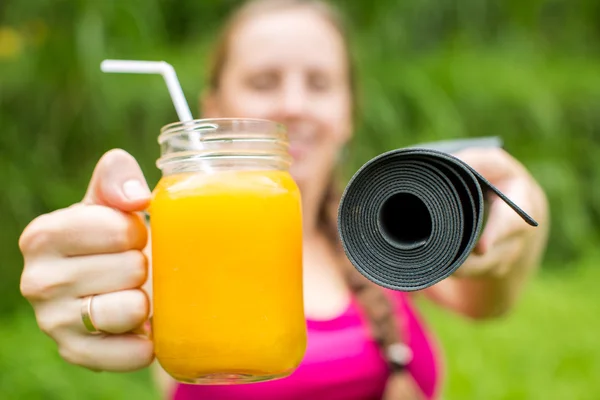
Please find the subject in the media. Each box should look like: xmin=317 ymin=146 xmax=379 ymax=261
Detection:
xmin=423 ymin=147 xmax=549 ymax=319
xmin=452 ymin=147 xmax=549 ymax=279
xmin=19 ymin=149 xmax=155 ymax=371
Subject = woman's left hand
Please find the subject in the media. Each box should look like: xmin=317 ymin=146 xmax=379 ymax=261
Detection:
xmin=450 ymin=147 xmax=549 ymax=279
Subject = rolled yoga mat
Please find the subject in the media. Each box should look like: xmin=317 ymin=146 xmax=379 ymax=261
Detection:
xmin=337 ymin=137 xmax=538 ymax=292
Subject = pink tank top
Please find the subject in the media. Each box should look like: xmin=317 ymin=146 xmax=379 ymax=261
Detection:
xmin=173 ymin=291 xmax=441 ymax=400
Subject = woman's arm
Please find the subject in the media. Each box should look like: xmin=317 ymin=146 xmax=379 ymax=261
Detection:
xmin=422 ymin=148 xmax=550 ymax=319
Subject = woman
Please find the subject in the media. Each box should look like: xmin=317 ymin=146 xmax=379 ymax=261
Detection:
xmin=18 ymin=1 xmax=549 ymax=399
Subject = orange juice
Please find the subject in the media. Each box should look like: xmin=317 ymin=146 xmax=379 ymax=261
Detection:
xmin=150 ymin=168 xmax=306 ymax=384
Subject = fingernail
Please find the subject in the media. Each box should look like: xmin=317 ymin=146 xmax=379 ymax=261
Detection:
xmin=123 ymin=179 xmax=150 ymax=201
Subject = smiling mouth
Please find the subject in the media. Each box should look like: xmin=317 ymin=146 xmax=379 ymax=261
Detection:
xmin=286 ymin=123 xmax=315 ymax=160
xmin=288 ymin=143 xmax=308 ymax=160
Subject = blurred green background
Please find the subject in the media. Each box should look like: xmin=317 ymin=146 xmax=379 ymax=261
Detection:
xmin=1 ymin=0 xmax=599 ymax=399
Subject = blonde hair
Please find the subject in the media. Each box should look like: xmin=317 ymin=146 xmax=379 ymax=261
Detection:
xmin=206 ymin=1 xmax=424 ymax=398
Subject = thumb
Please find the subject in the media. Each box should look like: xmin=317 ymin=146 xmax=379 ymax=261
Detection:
xmin=83 ymin=149 xmax=151 ymax=212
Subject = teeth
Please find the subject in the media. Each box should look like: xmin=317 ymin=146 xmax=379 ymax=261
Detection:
xmin=288 ymin=131 xmax=313 ymax=142
xmin=286 ymin=121 xmax=315 ymax=138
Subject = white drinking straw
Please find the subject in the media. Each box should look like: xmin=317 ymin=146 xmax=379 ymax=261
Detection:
xmin=100 ymin=59 xmax=193 ymax=122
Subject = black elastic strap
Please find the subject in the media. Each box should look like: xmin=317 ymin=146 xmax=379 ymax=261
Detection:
xmin=337 ymin=137 xmax=538 ymax=292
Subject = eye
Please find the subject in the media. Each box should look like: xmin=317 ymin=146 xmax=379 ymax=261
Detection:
xmin=246 ymin=72 xmax=279 ymax=91
xmin=308 ymin=72 xmax=332 ymax=92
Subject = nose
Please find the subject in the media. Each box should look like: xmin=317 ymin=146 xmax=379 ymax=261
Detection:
xmin=278 ymin=73 xmax=309 ymax=119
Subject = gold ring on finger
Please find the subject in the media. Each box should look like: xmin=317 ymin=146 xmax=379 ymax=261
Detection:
xmin=81 ymin=295 xmax=102 ymax=335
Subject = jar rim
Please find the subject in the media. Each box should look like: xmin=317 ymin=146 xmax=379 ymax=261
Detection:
xmin=159 ymin=118 xmax=287 ymax=144
xmin=156 ymin=118 xmax=292 ymax=173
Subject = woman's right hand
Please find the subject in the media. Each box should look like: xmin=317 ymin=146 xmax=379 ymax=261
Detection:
xmin=19 ymin=149 xmax=155 ymax=372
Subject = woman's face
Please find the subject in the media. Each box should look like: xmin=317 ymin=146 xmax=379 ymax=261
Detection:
xmin=204 ymin=7 xmax=353 ymax=188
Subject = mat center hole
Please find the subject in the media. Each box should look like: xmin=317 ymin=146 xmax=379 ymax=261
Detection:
xmin=379 ymin=193 xmax=432 ymax=249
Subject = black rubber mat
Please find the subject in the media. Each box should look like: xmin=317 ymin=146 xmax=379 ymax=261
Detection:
xmin=337 ymin=137 xmax=538 ymax=292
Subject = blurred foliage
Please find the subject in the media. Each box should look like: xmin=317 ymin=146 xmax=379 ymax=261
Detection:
xmin=2 ymin=0 xmax=600 ymax=314
xmin=1 ymin=0 xmax=600 ymax=398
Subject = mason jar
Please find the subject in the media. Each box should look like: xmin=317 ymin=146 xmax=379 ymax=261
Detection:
xmin=149 ymin=118 xmax=306 ymax=384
